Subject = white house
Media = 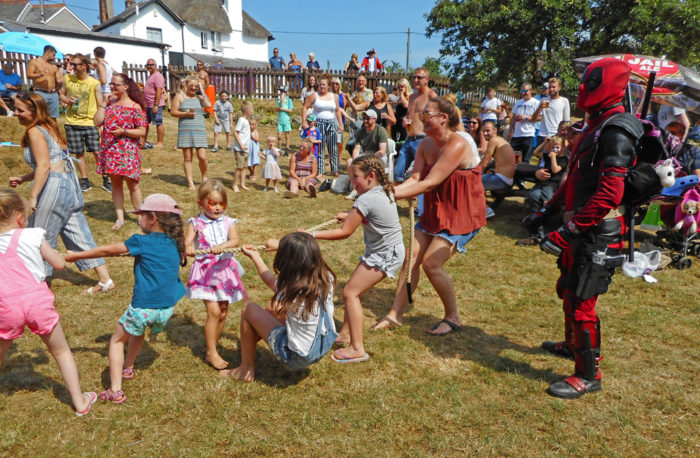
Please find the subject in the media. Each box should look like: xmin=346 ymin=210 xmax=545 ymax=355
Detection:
xmin=94 ymin=0 xmax=273 ymax=68
xmin=0 ymin=0 xmax=90 ymax=32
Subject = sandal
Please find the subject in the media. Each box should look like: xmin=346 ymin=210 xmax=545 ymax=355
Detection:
xmin=75 ymin=392 xmax=97 ymax=416
xmin=112 ymin=220 xmax=125 ymax=231
xmin=122 ymin=367 xmax=135 ymax=380
xmin=141 ymin=168 xmax=153 ymax=175
xmin=99 ymin=388 xmax=126 ymax=404
xmin=86 ymin=278 xmax=115 ymax=294
xmin=371 ymin=315 xmax=401 ymax=331
xmin=427 ymin=319 xmax=462 ymax=336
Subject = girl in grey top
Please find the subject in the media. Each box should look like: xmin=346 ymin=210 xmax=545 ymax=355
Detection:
xmin=312 ymin=155 xmax=404 ymax=363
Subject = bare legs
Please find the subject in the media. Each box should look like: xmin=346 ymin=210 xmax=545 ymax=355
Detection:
xmin=106 ymin=323 xmax=144 ymax=399
xmin=220 ymin=302 xmax=282 ymax=382
xmin=334 ymin=262 xmax=386 ymax=359
xmin=183 ymin=147 xmax=208 ymax=190
xmin=0 ymin=323 xmax=93 ymax=413
xmin=377 ymin=232 xmax=459 ymax=334
xmin=204 ymin=300 xmax=229 ymax=370
xmin=109 ymin=175 xmax=142 ymax=228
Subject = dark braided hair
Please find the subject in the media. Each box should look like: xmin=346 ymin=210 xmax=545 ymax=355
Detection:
xmin=351 ymin=155 xmax=395 ymax=201
xmin=151 ymin=211 xmax=187 ymax=266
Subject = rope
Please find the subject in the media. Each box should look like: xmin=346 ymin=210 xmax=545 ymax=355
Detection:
xmin=406 ymin=198 xmax=415 ymax=304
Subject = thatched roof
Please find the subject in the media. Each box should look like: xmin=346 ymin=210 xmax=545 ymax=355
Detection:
xmin=162 ymin=0 xmax=231 ymax=34
xmin=242 ymin=11 xmax=272 ymax=40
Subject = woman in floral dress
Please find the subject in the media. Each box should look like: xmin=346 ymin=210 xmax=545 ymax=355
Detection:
xmin=94 ymin=73 xmax=148 ymax=230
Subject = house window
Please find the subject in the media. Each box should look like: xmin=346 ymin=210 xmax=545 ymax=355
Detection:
xmin=201 ymin=32 xmax=208 ymax=49
xmin=146 ymin=27 xmax=162 ymax=43
xmin=211 ymin=32 xmax=221 ymax=51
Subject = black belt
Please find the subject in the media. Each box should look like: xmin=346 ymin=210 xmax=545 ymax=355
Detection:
xmin=406 ymin=135 xmax=426 ymax=141
xmin=34 ymin=88 xmax=56 ymax=94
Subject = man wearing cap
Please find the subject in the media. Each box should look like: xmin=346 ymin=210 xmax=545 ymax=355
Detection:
xmin=531 ymin=77 xmax=571 ymax=148
xmin=307 ymin=53 xmax=320 ymax=71
xmin=276 ymin=85 xmax=294 ymax=154
xmin=507 ymin=83 xmax=540 ymax=162
xmin=268 ymin=48 xmax=287 ymax=70
xmin=27 ymin=45 xmax=63 ymax=119
xmin=351 ymin=109 xmax=388 ymax=158
xmin=0 ymin=62 xmax=19 ymax=116
xmin=361 ymin=49 xmax=384 ymax=74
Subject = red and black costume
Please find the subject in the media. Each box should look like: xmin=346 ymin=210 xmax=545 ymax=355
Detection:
xmin=539 ymin=58 xmax=642 ymax=399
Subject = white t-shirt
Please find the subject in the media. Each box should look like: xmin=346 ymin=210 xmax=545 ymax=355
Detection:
xmin=511 ymin=98 xmax=540 ymax=137
xmin=285 ymin=279 xmax=336 ymax=357
xmin=234 ymin=117 xmax=251 ymax=151
xmin=658 ymin=105 xmax=685 ymax=130
xmin=539 ymin=96 xmax=570 ymax=137
xmin=480 ymin=96 xmax=501 ymax=122
xmin=0 ymin=228 xmax=47 ymax=282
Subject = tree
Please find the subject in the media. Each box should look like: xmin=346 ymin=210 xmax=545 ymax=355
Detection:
xmin=426 ymin=0 xmax=700 ymax=97
xmin=421 ymin=57 xmax=447 ymax=78
xmin=383 ymin=60 xmax=405 ymax=74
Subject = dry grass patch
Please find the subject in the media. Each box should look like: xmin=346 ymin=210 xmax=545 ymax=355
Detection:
xmin=0 ymin=110 xmax=698 ymax=455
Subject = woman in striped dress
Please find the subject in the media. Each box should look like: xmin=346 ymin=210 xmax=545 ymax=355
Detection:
xmin=301 ymin=77 xmax=343 ymax=177
xmin=171 ymin=75 xmax=211 ymax=190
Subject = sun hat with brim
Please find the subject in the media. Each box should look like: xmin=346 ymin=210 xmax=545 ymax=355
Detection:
xmin=131 ymin=194 xmax=182 ymax=215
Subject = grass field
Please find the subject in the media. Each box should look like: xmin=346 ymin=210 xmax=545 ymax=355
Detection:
xmin=0 ymin=106 xmax=698 ymax=456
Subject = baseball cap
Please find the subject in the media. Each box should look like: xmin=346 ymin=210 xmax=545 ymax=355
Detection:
xmin=364 ymin=109 xmax=378 ymax=119
xmin=131 ymin=193 xmax=182 ymax=215
xmin=306 ymin=113 xmax=316 ymax=122
xmin=542 ymin=82 xmax=549 ymax=89
xmin=278 ymin=85 xmax=287 ymax=92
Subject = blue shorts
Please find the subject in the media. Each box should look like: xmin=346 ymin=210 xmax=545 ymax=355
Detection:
xmin=394 ymin=135 xmax=425 ymax=182
xmin=416 ymin=223 xmax=480 ymax=254
xmin=146 ymin=105 xmax=164 ymax=125
xmin=267 ymin=325 xmax=317 ymax=370
xmin=277 ymin=120 xmax=291 ymax=132
xmin=37 ymin=91 xmax=60 ymax=119
xmin=119 ymin=304 xmax=174 ymax=336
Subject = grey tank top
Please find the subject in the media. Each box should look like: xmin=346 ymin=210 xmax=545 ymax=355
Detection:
xmin=23 ymin=126 xmax=68 ymax=169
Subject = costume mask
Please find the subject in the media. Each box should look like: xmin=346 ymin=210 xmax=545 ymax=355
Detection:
xmin=577 ymin=58 xmax=630 ymax=115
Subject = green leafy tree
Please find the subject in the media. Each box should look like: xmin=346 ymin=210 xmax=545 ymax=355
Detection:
xmin=383 ymin=60 xmax=405 ymax=74
xmin=421 ymin=56 xmax=447 ymax=78
xmin=426 ymin=0 xmax=700 ymax=97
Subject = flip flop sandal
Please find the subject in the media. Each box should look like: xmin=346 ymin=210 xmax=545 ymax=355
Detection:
xmin=427 ymin=319 xmax=462 ymax=336
xmin=112 ymin=220 xmax=125 ymax=231
xmin=331 ymin=349 xmax=370 ymax=363
xmin=122 ymin=367 xmax=135 ymax=380
xmin=75 ymin=392 xmax=97 ymax=416
xmin=86 ymin=278 xmax=115 ymax=294
xmin=99 ymin=389 xmax=126 ymax=404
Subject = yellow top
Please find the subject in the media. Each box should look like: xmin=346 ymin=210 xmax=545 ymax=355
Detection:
xmin=64 ymin=75 xmax=100 ymax=126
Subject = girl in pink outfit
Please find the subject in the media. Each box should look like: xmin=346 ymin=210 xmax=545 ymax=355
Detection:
xmin=0 ymin=189 xmax=96 ymax=416
xmin=185 ymin=180 xmax=247 ymax=370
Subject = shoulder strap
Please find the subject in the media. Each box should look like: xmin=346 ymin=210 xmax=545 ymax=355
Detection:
xmin=6 ymin=228 xmax=23 ymax=255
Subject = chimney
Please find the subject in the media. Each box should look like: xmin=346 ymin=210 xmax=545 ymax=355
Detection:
xmin=99 ymin=0 xmax=115 ymax=23
xmin=125 ymin=0 xmax=136 ymax=9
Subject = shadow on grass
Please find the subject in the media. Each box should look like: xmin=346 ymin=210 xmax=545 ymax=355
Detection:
xmin=403 ymin=312 xmax=561 ymax=384
xmin=155 ymin=173 xmax=189 ymax=187
xmin=50 ymin=266 xmax=98 ymax=287
xmin=163 ymin=312 xmax=310 ymax=388
xmin=0 ymin=345 xmax=72 ymax=408
xmin=83 ymin=198 xmax=117 ymax=223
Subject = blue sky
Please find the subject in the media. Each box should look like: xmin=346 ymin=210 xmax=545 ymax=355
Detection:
xmin=60 ymin=0 xmax=445 ymax=71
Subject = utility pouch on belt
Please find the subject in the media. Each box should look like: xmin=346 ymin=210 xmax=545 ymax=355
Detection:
xmin=575 ymin=262 xmax=613 ymax=300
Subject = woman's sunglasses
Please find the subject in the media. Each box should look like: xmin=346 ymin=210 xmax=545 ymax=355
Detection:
xmin=15 ymin=91 xmax=36 ymax=110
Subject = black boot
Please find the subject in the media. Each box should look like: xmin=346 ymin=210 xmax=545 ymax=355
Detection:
xmin=541 ymin=340 xmax=574 ymax=360
xmin=548 ymin=375 xmax=601 ymax=399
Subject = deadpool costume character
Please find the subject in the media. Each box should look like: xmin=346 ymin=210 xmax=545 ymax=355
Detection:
xmin=536 ymin=58 xmax=643 ymax=399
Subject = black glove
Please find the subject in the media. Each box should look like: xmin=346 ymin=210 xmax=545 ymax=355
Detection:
xmin=540 ymin=221 xmax=581 ymax=256
xmin=522 ymin=211 xmax=544 ymax=233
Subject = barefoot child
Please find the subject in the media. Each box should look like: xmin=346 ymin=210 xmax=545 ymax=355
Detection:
xmin=65 ymin=194 xmax=186 ymax=404
xmin=221 ymin=232 xmax=337 ymax=382
xmin=312 ymin=155 xmax=404 ymax=363
xmin=247 ymin=117 xmax=260 ymax=181
xmin=0 ymin=189 xmax=97 ymax=416
xmin=185 ymin=180 xmax=246 ymax=370
xmin=232 ymin=101 xmax=253 ymax=192
xmin=261 ymin=135 xmax=282 ymax=192
xmin=211 ymin=90 xmax=233 ymax=152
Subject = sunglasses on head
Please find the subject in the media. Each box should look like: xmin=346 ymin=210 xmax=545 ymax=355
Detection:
xmin=15 ymin=91 xmax=36 ymax=110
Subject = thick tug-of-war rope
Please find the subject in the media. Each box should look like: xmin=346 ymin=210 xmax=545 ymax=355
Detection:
xmin=406 ymin=199 xmax=415 ymax=304
xmin=188 ymin=218 xmax=340 ymax=256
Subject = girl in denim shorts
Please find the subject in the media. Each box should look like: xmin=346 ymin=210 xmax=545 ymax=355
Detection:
xmin=0 ymin=190 xmax=97 ymax=416
xmin=65 ymin=194 xmax=187 ymax=404
xmin=220 ymin=232 xmax=337 ymax=382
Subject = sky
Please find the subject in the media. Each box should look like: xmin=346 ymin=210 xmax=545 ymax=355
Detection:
xmin=57 ymin=0 xmax=445 ymax=71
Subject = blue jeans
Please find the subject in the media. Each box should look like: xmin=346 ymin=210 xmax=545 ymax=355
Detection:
xmin=266 ymin=306 xmax=337 ymax=369
xmin=394 ymin=135 xmax=425 ymax=182
xmin=482 ymin=173 xmax=512 ymax=191
xmin=525 ymin=182 xmax=557 ymax=212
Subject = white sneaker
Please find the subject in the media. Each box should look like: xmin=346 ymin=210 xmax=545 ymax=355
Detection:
xmin=274 ymin=187 xmax=279 ymax=193
xmin=345 ymin=189 xmax=359 ymax=200
xmin=263 ymin=187 xmax=268 ymax=192
xmin=485 ymin=207 xmax=496 ymax=219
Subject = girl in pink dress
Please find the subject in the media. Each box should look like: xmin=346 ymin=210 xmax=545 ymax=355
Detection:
xmin=0 ymin=190 xmax=96 ymax=416
xmin=185 ymin=180 xmax=246 ymax=370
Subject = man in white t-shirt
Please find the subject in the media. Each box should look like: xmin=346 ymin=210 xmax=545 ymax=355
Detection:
xmin=507 ymin=83 xmax=539 ymax=161
xmin=658 ymin=104 xmax=690 ymax=140
xmin=480 ymin=87 xmax=501 ymax=122
xmin=531 ymin=77 xmax=570 ymax=144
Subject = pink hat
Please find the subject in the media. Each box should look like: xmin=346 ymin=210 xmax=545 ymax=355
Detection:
xmin=131 ymin=193 xmax=182 ymax=215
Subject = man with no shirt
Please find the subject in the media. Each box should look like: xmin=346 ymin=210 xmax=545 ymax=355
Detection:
xmin=393 ymin=67 xmax=438 ymax=182
xmin=26 ymin=45 xmax=63 ymax=119
xmin=196 ymin=61 xmax=210 ymax=89
xmin=480 ymin=120 xmax=516 ymax=217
